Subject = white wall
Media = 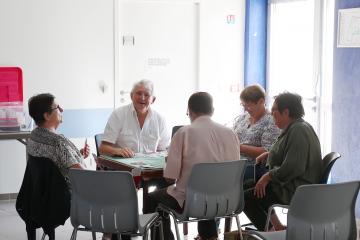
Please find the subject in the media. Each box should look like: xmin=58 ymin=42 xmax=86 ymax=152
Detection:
xmin=0 ymin=0 xmax=115 ymax=194
xmin=198 ymin=0 xmax=245 ymax=124
xmin=0 ymin=141 xmax=26 ymax=194
xmin=0 ymin=0 xmax=245 ymax=194
xmin=0 ymin=0 xmax=115 ymax=109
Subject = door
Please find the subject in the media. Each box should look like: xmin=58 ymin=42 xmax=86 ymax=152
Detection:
xmin=116 ymin=0 xmax=199 ymax=129
xmin=267 ymin=0 xmax=323 ymax=134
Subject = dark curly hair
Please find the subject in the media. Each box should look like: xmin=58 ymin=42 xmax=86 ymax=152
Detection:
xmin=28 ymin=93 xmax=55 ymax=125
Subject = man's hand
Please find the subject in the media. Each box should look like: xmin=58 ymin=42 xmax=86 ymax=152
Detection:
xmin=254 ymin=172 xmax=271 ymax=198
xmin=116 ymin=147 xmax=135 ymax=158
xmin=255 ymin=151 xmax=269 ymax=165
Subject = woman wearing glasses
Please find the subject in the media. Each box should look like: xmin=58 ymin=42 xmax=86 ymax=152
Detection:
xmin=20 ymin=93 xmax=90 ymax=240
xmin=27 ymin=93 xmax=89 ymax=182
xmin=233 ymin=85 xmax=280 ymax=181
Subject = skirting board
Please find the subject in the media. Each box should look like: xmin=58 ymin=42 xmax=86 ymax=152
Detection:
xmin=0 ymin=193 xmax=18 ymax=201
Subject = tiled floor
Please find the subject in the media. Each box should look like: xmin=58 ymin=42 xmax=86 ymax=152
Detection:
xmin=0 ymin=190 xmax=252 ymax=240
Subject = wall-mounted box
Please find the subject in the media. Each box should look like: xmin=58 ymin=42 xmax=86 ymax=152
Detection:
xmin=0 ymin=67 xmax=24 ymax=131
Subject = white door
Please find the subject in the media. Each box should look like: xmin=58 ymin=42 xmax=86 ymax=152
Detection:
xmin=116 ymin=0 xmax=199 ymax=129
xmin=267 ymin=0 xmax=323 ymax=134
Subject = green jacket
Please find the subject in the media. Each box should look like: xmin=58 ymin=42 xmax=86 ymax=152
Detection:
xmin=268 ymin=118 xmax=322 ymax=204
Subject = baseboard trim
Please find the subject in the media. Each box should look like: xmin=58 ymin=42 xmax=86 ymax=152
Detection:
xmin=0 ymin=193 xmax=18 ymax=200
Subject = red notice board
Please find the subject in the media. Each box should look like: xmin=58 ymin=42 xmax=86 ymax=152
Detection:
xmin=0 ymin=67 xmax=23 ymax=103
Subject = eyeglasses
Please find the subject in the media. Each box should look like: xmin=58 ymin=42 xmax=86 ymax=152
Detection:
xmin=271 ymin=106 xmax=279 ymax=115
xmin=50 ymin=105 xmax=63 ymax=112
xmin=241 ymin=102 xmax=257 ymax=110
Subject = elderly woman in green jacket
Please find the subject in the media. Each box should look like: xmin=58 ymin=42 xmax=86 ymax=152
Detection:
xmin=243 ymin=92 xmax=322 ymax=231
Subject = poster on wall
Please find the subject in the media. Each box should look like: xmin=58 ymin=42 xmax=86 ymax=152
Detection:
xmin=337 ymin=7 xmax=360 ymax=48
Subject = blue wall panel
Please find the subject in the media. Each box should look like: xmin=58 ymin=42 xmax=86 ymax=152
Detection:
xmin=244 ymin=0 xmax=267 ymax=88
xmin=333 ymin=0 xmax=360 ymax=217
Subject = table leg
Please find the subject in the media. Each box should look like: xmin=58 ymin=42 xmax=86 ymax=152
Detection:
xmin=225 ymin=218 xmax=232 ymax=233
xmin=142 ymin=183 xmax=150 ymax=214
xmin=183 ymin=223 xmax=188 ymax=235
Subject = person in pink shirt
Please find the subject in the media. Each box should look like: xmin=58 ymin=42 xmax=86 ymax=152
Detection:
xmin=148 ymin=92 xmax=240 ymax=240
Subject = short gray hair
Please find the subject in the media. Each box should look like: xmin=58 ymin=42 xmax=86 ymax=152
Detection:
xmin=131 ymin=79 xmax=155 ymax=96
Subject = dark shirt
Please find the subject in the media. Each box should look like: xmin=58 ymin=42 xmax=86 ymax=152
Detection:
xmin=268 ymin=118 xmax=322 ymax=204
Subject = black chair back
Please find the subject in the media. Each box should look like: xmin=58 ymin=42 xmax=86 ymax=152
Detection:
xmin=172 ymin=125 xmax=183 ymax=138
xmin=94 ymin=133 xmax=103 ymax=156
xmin=320 ymin=152 xmax=341 ymax=184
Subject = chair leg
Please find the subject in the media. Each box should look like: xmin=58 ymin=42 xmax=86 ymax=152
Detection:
xmin=91 ymin=231 xmax=96 ymax=240
xmin=225 ymin=218 xmax=232 ymax=233
xmin=168 ymin=211 xmax=181 ymax=240
xmin=144 ymin=216 xmax=163 ymax=240
xmin=235 ymin=215 xmax=243 ymax=240
xmin=174 ymin=222 xmax=181 ymax=240
xmin=183 ymin=222 xmax=188 ymax=235
xmin=159 ymin=219 xmax=164 ymax=240
xmin=144 ymin=228 xmax=148 ymax=240
xmin=70 ymin=228 xmax=78 ymax=240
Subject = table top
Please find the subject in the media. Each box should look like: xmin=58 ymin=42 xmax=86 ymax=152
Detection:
xmin=0 ymin=131 xmax=31 ymax=142
xmin=96 ymin=152 xmax=166 ymax=178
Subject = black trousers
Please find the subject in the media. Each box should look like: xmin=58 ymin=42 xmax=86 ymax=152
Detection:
xmin=111 ymin=234 xmax=130 ymax=240
xmin=148 ymin=188 xmax=218 ymax=240
xmin=243 ymin=184 xmax=282 ymax=231
xmin=142 ymin=178 xmax=171 ymax=214
xmin=26 ymin=224 xmax=55 ymax=240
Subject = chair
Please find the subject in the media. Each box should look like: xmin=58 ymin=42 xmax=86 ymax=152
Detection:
xmin=158 ymin=160 xmax=247 ymax=240
xmin=263 ymin=151 xmax=342 ymax=231
xmin=171 ymin=125 xmax=184 ymax=138
xmin=320 ymin=152 xmax=341 ymax=184
xmin=68 ymin=169 xmax=163 ymax=240
xmin=16 ymin=155 xmax=71 ymax=240
xmin=248 ymin=181 xmax=360 ymax=240
xmin=94 ymin=133 xmax=103 ymax=157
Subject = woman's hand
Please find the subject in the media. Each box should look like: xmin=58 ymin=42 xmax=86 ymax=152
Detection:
xmin=80 ymin=143 xmax=90 ymax=158
xmin=254 ymin=172 xmax=271 ymax=198
xmin=255 ymin=151 xmax=269 ymax=165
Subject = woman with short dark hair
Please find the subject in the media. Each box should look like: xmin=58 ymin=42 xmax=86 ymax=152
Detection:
xmin=27 ymin=93 xmax=89 ymax=183
xmin=243 ymin=92 xmax=322 ymax=231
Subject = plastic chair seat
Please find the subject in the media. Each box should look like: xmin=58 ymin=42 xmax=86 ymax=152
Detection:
xmin=248 ymin=181 xmax=360 ymax=240
xmin=69 ymin=169 xmax=163 ymax=240
xmin=248 ymin=230 xmax=285 ymax=240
